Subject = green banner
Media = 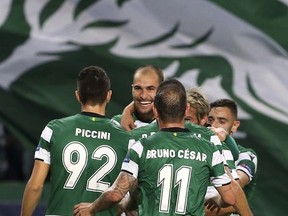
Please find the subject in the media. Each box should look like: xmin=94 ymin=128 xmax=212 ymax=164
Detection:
xmin=0 ymin=0 xmax=287 ymax=215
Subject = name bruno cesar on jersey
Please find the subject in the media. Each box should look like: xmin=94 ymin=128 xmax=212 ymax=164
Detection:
xmin=146 ymin=148 xmax=207 ymax=161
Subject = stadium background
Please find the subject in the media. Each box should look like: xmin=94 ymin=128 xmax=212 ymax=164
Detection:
xmin=0 ymin=0 xmax=287 ymax=215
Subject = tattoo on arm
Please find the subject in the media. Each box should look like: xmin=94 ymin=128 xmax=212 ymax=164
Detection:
xmin=113 ymin=171 xmax=136 ymax=198
xmin=91 ymin=171 xmax=137 ymax=214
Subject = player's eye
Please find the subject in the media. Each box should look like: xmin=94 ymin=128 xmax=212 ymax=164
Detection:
xmin=132 ymin=85 xmax=142 ymax=91
xmin=207 ymin=118 xmax=213 ymax=124
xmin=146 ymin=86 xmax=157 ymax=91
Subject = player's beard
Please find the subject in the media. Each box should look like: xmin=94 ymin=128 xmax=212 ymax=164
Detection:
xmin=134 ymin=102 xmax=155 ymax=122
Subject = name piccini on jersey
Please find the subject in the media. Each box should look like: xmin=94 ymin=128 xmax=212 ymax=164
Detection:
xmin=75 ymin=128 xmax=111 ymax=140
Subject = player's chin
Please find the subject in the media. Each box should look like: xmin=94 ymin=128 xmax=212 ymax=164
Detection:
xmin=139 ymin=104 xmax=154 ymax=112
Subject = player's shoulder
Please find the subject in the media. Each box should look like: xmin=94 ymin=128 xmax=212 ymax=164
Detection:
xmin=106 ymin=119 xmax=131 ymax=135
xmin=135 ymin=129 xmax=164 ymax=147
xmin=157 ymin=129 xmax=214 ymax=146
xmin=181 ymin=132 xmax=220 ymax=155
xmin=238 ymin=144 xmax=257 ymax=156
xmin=185 ymin=121 xmax=214 ymax=134
xmin=236 ymin=144 xmax=258 ymax=170
xmin=46 ymin=114 xmax=77 ymax=128
xmin=132 ymin=121 xmax=158 ymax=133
xmin=111 ymin=114 xmax=122 ymax=124
xmin=193 ymin=134 xmax=216 ymax=147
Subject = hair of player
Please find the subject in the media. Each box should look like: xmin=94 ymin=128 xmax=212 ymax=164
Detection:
xmin=186 ymin=87 xmax=210 ymax=122
xmin=154 ymin=78 xmax=187 ymax=122
xmin=77 ymin=66 xmax=111 ymax=105
xmin=210 ymin=98 xmax=238 ymax=119
xmin=133 ymin=65 xmax=164 ymax=84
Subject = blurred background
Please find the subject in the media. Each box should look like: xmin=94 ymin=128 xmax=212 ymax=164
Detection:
xmin=0 ymin=0 xmax=287 ymax=215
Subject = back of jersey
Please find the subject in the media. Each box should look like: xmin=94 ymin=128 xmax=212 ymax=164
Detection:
xmin=129 ymin=129 xmax=228 ymax=216
xmin=36 ymin=113 xmax=130 ymax=216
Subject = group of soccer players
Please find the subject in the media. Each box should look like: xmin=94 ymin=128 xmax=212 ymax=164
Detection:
xmin=21 ymin=65 xmax=257 ymax=216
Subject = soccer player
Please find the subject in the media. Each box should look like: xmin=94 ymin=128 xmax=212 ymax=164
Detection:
xmin=205 ymin=98 xmax=258 ymax=216
xmin=73 ymin=79 xmax=236 ymax=216
xmin=129 ymin=88 xmax=239 ymax=173
xmin=112 ymin=65 xmax=164 ymax=130
xmin=125 ymin=88 xmax=252 ymax=216
xmin=21 ymin=66 xmax=131 ymax=216
xmin=123 ymin=87 xmax=238 ymax=159
xmin=129 ymin=87 xmax=225 ymax=150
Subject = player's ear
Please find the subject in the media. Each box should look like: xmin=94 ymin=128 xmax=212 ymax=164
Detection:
xmin=231 ymin=120 xmax=240 ymax=134
xmin=75 ymin=90 xmax=81 ymax=103
xmin=153 ymin=106 xmax=159 ymax=119
xmin=106 ymin=90 xmax=112 ymax=103
xmin=185 ymin=103 xmax=191 ymax=117
xmin=199 ymin=116 xmax=208 ymax=126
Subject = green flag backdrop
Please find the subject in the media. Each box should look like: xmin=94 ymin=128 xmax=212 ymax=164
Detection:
xmin=0 ymin=0 xmax=287 ymax=215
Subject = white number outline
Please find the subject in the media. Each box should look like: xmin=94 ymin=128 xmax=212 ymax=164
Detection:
xmin=158 ymin=164 xmax=173 ymax=213
xmin=158 ymin=164 xmax=192 ymax=214
xmin=62 ymin=141 xmax=88 ymax=189
xmin=62 ymin=141 xmax=117 ymax=192
xmin=87 ymin=145 xmax=117 ymax=192
xmin=174 ymin=166 xmax=192 ymax=214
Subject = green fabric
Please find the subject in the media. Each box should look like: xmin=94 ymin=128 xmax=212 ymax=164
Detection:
xmin=127 ymin=130 xmax=227 ymax=215
xmin=0 ymin=1 xmax=287 ymax=215
xmin=38 ymin=113 xmax=131 ymax=215
xmin=225 ymin=135 xmax=239 ymax=161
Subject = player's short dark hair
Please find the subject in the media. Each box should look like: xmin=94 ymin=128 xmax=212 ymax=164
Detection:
xmin=154 ymin=78 xmax=186 ymax=122
xmin=210 ymin=98 xmax=238 ymax=119
xmin=77 ymin=66 xmax=111 ymax=105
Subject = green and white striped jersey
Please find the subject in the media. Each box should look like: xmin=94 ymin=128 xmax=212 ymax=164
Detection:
xmin=35 ymin=112 xmax=131 ymax=216
xmin=130 ymin=121 xmax=238 ymax=176
xmin=236 ymin=144 xmax=258 ymax=209
xmin=112 ymin=113 xmax=154 ymax=129
xmin=131 ymin=121 xmax=222 ymax=148
xmin=122 ymin=128 xmax=230 ymax=216
xmin=185 ymin=122 xmax=239 ymax=180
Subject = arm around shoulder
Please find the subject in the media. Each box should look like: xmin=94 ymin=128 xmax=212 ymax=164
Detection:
xmin=74 ymin=171 xmax=137 ymax=216
xmin=121 ymin=101 xmax=136 ymax=131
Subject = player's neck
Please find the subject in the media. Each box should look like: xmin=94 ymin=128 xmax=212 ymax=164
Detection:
xmin=158 ymin=120 xmax=185 ymax=130
xmin=81 ymin=104 xmax=106 ymax=115
xmin=135 ymin=111 xmax=155 ymax=123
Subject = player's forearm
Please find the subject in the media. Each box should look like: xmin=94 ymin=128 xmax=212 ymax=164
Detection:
xmin=121 ymin=101 xmax=136 ymax=131
xmin=217 ymin=206 xmax=236 ymax=216
xmin=90 ymin=189 xmax=124 ymax=214
xmin=90 ymin=172 xmax=137 ymax=214
xmin=125 ymin=187 xmax=141 ymax=211
xmin=216 ymin=180 xmax=252 ymax=216
xmin=21 ymin=183 xmax=43 ymax=216
xmin=231 ymin=179 xmax=253 ymax=216
xmin=123 ymin=101 xmax=135 ymax=115
xmin=206 ymin=195 xmax=252 ymax=216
